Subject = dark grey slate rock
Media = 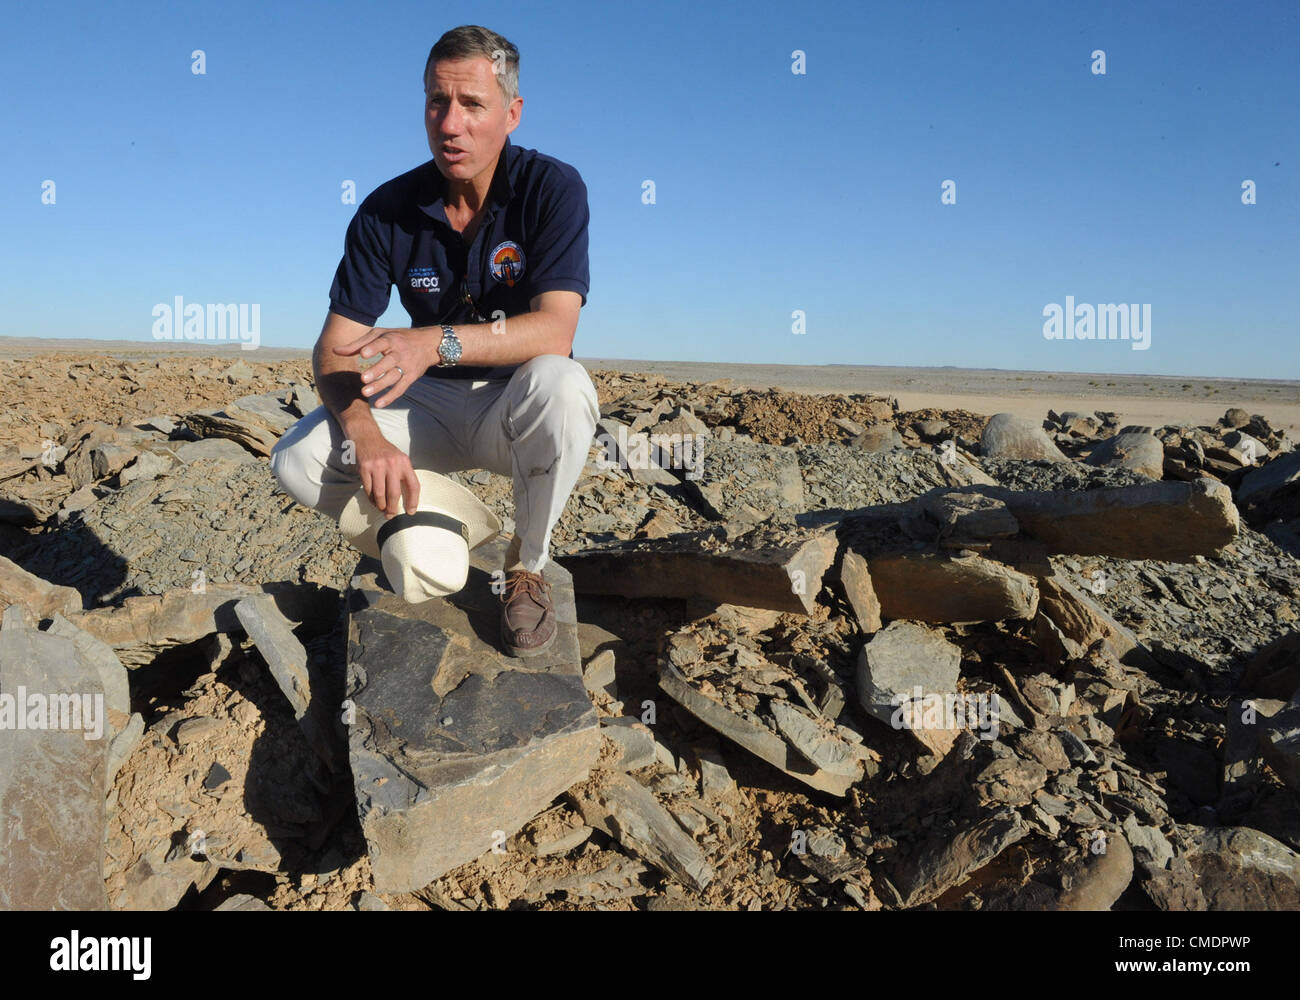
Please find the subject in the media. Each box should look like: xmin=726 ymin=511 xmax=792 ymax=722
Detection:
xmin=769 ymin=700 xmax=866 ymax=779
xmin=230 ymin=390 xmax=302 ymax=435
xmin=174 ymin=438 xmax=257 ymax=465
xmin=856 ymin=621 xmax=963 ymax=756
xmin=42 ymin=612 xmax=131 ymax=764
xmin=683 ymin=437 xmax=805 ymax=523
xmin=657 ymin=664 xmax=860 ymax=796
xmin=594 ymin=417 xmax=679 ymax=487
xmin=235 ymin=595 xmax=310 ymax=717
xmin=600 ymin=717 xmax=657 ymax=771
xmin=345 ymin=537 xmax=600 ymax=892
xmin=1261 ymin=699 xmax=1300 ymax=795
xmin=204 ymin=762 xmax=233 ymax=791
xmin=1239 ymin=451 xmax=1300 ymax=510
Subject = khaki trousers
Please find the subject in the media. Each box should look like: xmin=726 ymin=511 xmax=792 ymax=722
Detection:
xmin=269 ymin=354 xmax=599 ymax=573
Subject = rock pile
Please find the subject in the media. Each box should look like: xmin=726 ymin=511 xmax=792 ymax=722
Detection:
xmin=1 ymin=353 xmax=1298 ymax=910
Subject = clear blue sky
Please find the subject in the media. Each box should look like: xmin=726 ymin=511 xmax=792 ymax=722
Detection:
xmin=3 ymin=0 xmax=1296 ymax=378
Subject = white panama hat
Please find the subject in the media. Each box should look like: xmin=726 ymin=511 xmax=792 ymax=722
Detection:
xmin=337 ymin=469 xmax=502 ymax=603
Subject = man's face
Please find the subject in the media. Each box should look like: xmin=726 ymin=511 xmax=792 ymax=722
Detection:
xmin=424 ymin=56 xmax=521 ymax=183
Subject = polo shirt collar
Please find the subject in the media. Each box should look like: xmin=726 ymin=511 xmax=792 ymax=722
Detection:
xmin=419 ymin=135 xmax=515 ymax=219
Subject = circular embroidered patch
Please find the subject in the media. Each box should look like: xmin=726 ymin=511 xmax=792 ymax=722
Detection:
xmin=489 ymin=240 xmax=526 ymax=287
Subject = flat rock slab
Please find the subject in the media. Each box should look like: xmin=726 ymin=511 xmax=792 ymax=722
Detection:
xmin=345 ymin=537 xmax=600 ymax=893
xmin=67 ymin=582 xmax=338 ymax=668
xmin=797 ymin=445 xmax=997 ymax=516
xmin=229 ymin=389 xmax=307 ymax=435
xmin=836 ymin=478 xmax=1236 ymax=564
xmin=182 ymin=409 xmax=278 ymax=456
xmin=866 ymin=550 xmax=1039 ymax=624
xmin=559 ymin=522 xmax=836 ymax=615
xmin=993 ymin=478 xmax=1238 ymax=561
xmin=0 ymin=554 xmax=83 ymax=619
xmin=594 ymin=417 xmax=682 ymax=487
xmin=857 ymin=621 xmax=962 ymax=719
xmin=838 ymin=549 xmax=882 ymax=632
xmin=0 ymin=607 xmax=109 ymax=909
xmin=1238 ymin=450 xmax=1300 ymax=511
xmin=42 ymin=613 xmax=132 ymax=765
xmin=173 ymin=437 xmax=258 ymax=465
xmin=769 ymin=700 xmax=865 ymax=779
xmin=235 ymin=595 xmax=310 ymax=717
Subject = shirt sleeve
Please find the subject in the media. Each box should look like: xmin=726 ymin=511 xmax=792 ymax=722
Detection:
xmin=520 ymin=165 xmax=590 ymax=306
xmin=328 ymin=195 xmax=393 ymax=325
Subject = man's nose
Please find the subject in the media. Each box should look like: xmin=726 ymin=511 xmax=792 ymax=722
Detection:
xmin=437 ymin=105 xmax=465 ymax=135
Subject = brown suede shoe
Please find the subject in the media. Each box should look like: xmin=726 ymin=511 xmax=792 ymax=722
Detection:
xmin=500 ymin=568 xmax=556 ymax=656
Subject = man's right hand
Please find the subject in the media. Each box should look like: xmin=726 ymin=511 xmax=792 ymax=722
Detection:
xmin=348 ymin=425 xmax=421 ymax=518
xmin=313 ymin=311 xmax=423 ymax=519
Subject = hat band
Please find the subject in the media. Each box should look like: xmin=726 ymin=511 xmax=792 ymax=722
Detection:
xmin=376 ymin=511 xmax=470 ymax=550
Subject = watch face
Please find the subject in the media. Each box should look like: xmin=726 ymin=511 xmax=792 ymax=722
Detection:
xmin=441 ymin=332 xmax=462 ymax=363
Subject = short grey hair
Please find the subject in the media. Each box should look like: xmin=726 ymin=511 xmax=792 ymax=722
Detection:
xmin=423 ymin=25 xmax=519 ymax=106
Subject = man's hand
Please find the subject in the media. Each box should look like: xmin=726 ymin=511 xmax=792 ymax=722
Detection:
xmin=349 ymin=424 xmax=421 ymax=518
xmin=312 ymin=312 xmax=421 ymax=517
xmin=333 ymin=326 xmax=441 ymax=408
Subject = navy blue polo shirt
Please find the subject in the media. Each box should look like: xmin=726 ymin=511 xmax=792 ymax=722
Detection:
xmin=328 ymin=135 xmax=589 ymax=380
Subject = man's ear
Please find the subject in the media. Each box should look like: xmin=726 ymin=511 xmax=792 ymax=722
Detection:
xmin=505 ymin=96 xmax=523 ymax=134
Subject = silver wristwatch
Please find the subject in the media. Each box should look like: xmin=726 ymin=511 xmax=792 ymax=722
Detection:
xmin=437 ymin=324 xmax=462 ymax=367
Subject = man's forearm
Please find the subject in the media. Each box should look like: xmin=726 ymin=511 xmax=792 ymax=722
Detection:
xmin=313 ymin=342 xmax=381 ymax=440
xmin=309 ymin=307 xmax=574 ymax=423
xmin=437 ymin=310 xmax=573 ymax=367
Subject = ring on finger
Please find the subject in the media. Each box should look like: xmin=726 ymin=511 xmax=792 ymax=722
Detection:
xmin=394 ymin=366 xmax=404 ymax=378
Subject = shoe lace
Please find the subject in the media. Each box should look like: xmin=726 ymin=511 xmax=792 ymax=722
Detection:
xmin=501 ymin=569 xmax=550 ymax=604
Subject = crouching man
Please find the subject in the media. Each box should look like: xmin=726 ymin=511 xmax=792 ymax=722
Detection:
xmin=271 ymin=24 xmax=598 ymax=656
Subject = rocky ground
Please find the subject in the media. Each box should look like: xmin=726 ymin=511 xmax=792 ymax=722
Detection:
xmin=2 ymin=352 xmax=1299 ymax=911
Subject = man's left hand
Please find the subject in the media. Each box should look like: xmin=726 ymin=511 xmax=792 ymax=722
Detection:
xmin=333 ymin=326 xmax=441 ymax=408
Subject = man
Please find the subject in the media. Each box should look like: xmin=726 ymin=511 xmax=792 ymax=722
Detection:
xmin=270 ymin=25 xmax=599 ymax=656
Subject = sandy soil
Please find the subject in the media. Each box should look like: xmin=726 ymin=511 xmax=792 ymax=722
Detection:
xmin=2 ymin=337 xmax=1296 ymax=433
xmin=581 ymin=358 xmax=1300 ymax=435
